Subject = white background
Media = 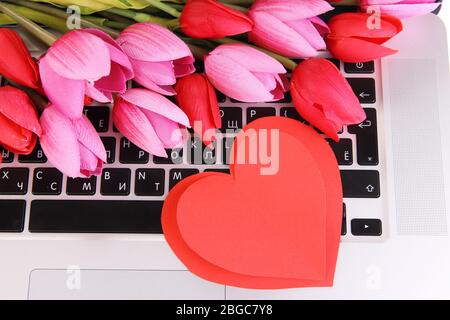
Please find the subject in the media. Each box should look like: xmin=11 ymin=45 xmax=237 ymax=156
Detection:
xmin=439 ymin=1 xmax=450 ymax=56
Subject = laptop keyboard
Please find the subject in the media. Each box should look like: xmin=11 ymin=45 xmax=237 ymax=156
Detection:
xmin=0 ymin=60 xmax=385 ymax=239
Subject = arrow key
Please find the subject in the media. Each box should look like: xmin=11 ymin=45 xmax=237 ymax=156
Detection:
xmin=346 ymin=78 xmax=376 ymax=104
xmin=351 ymin=219 xmax=382 ymax=236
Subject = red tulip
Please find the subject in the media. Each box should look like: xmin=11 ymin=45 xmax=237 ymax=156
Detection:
xmin=0 ymin=28 xmax=41 ymax=90
xmin=325 ymin=13 xmax=402 ymax=62
xmin=175 ymin=74 xmax=221 ymax=146
xmin=0 ymin=86 xmax=42 ymax=155
xmin=291 ymin=58 xmax=366 ymax=141
xmin=180 ymin=0 xmax=253 ymax=39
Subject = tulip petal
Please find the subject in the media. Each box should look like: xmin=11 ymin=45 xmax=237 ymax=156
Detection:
xmin=285 ymin=18 xmax=327 ymax=51
xmin=95 ymin=63 xmax=128 ymax=94
xmin=113 ymin=98 xmax=167 ymax=157
xmin=121 ymin=88 xmax=190 ymax=127
xmin=0 ymin=112 xmax=36 ymax=154
xmin=72 ymin=116 xmax=107 ymax=163
xmin=85 ymin=83 xmax=113 ymax=103
xmin=205 ymin=54 xmax=274 ymax=102
xmin=180 ymin=0 xmax=253 ymax=38
xmin=44 ymin=30 xmax=111 ymax=80
xmin=0 ymin=86 xmax=42 ymax=136
xmin=252 ymin=0 xmax=333 ymax=21
xmin=39 ymin=58 xmax=86 ymax=119
xmin=117 ymin=22 xmax=193 ymax=62
xmin=249 ymin=11 xmax=318 ymax=58
xmin=142 ymin=109 xmax=184 ymax=148
xmin=326 ymin=35 xmax=398 ymax=62
xmin=83 ymin=28 xmax=134 ymax=80
xmin=131 ymin=59 xmax=177 ymax=95
xmin=39 ymin=107 xmax=82 ymax=177
xmin=78 ymin=143 xmax=102 ymax=177
xmin=0 ymin=29 xmax=40 ymax=89
xmin=211 ymin=43 xmax=287 ymax=74
xmin=174 ymin=56 xmax=196 ymax=77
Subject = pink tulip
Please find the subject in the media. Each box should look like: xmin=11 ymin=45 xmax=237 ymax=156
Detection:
xmin=40 ymin=106 xmax=107 ymax=178
xmin=117 ymin=23 xmax=195 ymax=96
xmin=360 ymin=0 xmax=440 ymax=19
xmin=39 ymin=29 xmax=134 ymax=119
xmin=204 ymin=44 xmax=289 ymax=102
xmin=248 ymin=0 xmax=333 ymax=58
xmin=113 ymin=88 xmax=190 ymax=157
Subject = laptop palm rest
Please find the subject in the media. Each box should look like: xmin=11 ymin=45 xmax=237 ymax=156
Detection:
xmin=28 ymin=269 xmax=225 ymax=300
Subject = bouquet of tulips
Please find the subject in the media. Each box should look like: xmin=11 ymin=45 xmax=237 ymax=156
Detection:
xmin=0 ymin=0 xmax=440 ymax=177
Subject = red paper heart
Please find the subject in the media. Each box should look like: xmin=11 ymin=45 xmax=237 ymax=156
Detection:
xmin=162 ymin=117 xmax=343 ymax=288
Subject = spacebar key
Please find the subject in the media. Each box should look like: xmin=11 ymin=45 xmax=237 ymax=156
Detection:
xmin=29 ymin=200 xmax=163 ymax=233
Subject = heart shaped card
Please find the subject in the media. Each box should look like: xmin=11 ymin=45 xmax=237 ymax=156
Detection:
xmin=162 ymin=117 xmax=343 ymax=289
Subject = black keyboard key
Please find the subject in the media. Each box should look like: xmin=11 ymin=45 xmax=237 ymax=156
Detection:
xmin=83 ymin=106 xmax=110 ymax=132
xmin=346 ymin=78 xmax=376 ymax=104
xmin=101 ymin=137 xmax=116 ymax=164
xmin=222 ymin=137 xmax=235 ymax=165
xmin=189 ymin=137 xmax=216 ymax=165
xmin=135 ymin=169 xmax=165 ymax=196
xmin=220 ymin=107 xmax=242 ymax=133
xmin=18 ymin=143 xmax=47 ymax=163
xmin=280 ymin=107 xmax=307 ymax=124
xmin=216 ymin=90 xmax=226 ymax=103
xmin=204 ymin=168 xmax=231 ymax=174
xmin=0 ymin=168 xmax=29 ymax=195
xmin=119 ymin=138 xmax=149 ymax=164
xmin=327 ymin=138 xmax=353 ymax=165
xmin=153 ymin=148 xmax=183 ymax=165
xmin=340 ymin=170 xmax=380 ymax=198
xmin=66 ymin=177 xmax=97 ymax=196
xmin=247 ymin=107 xmax=276 ymax=123
xmin=348 ymin=108 xmax=379 ymax=166
xmin=169 ymin=169 xmax=199 ymax=190
xmin=32 ymin=168 xmax=63 ymax=195
xmin=345 ymin=61 xmax=374 ymax=74
xmin=279 ymin=91 xmax=292 ymax=103
xmin=29 ymin=200 xmax=163 ymax=233
xmin=341 ymin=203 xmax=347 ymax=236
xmin=328 ymin=58 xmax=340 ymax=70
xmin=0 ymin=200 xmax=26 ymax=232
xmin=0 ymin=147 xmax=14 ymax=163
xmin=101 ymin=169 xmax=131 ymax=196
xmin=351 ymin=219 xmax=382 ymax=236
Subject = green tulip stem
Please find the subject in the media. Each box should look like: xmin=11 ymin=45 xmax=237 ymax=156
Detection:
xmin=210 ymin=38 xmax=298 ymax=71
xmin=187 ymin=44 xmax=209 ymax=61
xmin=106 ymin=8 xmax=171 ymax=27
xmin=220 ymin=0 xmax=254 ymax=7
xmin=0 ymin=2 xmax=57 ymax=46
xmin=222 ymin=3 xmax=249 ymax=13
xmin=4 ymin=0 xmax=120 ymax=38
xmin=143 ymin=0 xmax=181 ymax=18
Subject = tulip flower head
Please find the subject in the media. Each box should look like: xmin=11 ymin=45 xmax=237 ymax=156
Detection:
xmin=39 ymin=106 xmax=107 ymax=178
xmin=0 ymin=28 xmax=41 ymax=90
xmin=175 ymin=73 xmax=221 ymax=146
xmin=0 ymin=86 xmax=41 ymax=155
xmin=205 ymin=44 xmax=289 ymax=102
xmin=248 ymin=0 xmax=333 ymax=58
xmin=291 ymin=58 xmax=366 ymax=141
xmin=113 ymin=88 xmax=190 ymax=158
xmin=0 ymin=86 xmax=41 ymax=154
xmin=39 ymin=28 xmax=134 ymax=119
xmin=360 ymin=0 xmax=441 ymax=19
xmin=326 ymin=12 xmax=403 ymax=62
xmin=180 ymin=0 xmax=254 ymax=39
xmin=117 ymin=23 xmax=195 ymax=96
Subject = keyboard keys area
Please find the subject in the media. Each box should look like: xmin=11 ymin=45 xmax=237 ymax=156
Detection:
xmin=0 ymin=60 xmax=386 ymax=240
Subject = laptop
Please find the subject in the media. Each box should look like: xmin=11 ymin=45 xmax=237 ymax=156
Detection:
xmin=0 ymin=9 xmax=450 ymax=299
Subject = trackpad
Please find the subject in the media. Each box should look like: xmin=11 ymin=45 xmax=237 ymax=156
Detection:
xmin=28 ymin=269 xmax=225 ymax=300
